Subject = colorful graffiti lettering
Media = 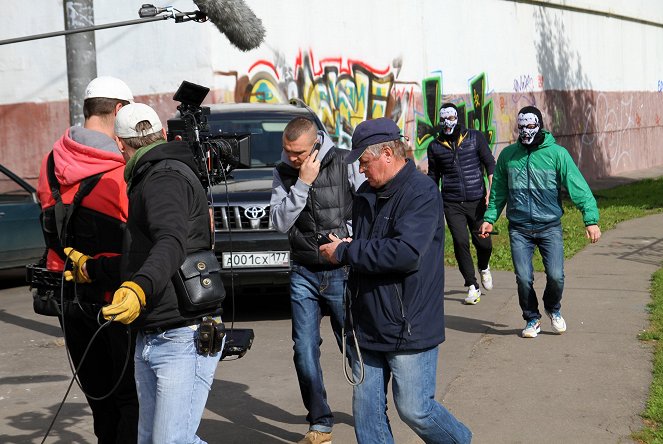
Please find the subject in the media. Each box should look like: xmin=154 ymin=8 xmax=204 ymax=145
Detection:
xmin=222 ymin=50 xmax=496 ymax=164
xmin=413 ymin=75 xmax=441 ymax=161
xmin=228 ymin=50 xmax=399 ymax=147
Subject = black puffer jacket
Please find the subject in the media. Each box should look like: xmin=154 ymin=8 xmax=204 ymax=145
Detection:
xmin=427 ymin=127 xmax=495 ymax=202
xmin=122 ymin=141 xmax=219 ymax=329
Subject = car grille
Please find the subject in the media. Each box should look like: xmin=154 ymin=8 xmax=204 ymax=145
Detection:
xmin=214 ymin=205 xmax=273 ymax=231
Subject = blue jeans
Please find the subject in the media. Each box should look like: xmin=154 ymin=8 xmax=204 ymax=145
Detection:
xmin=352 ymin=346 xmax=472 ymax=444
xmin=509 ymin=224 xmax=565 ymax=321
xmin=290 ymin=263 xmax=346 ymax=432
xmin=134 ymin=326 xmax=221 ymax=444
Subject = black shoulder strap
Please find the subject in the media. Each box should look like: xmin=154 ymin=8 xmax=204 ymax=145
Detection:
xmin=46 ymin=152 xmax=67 ymax=243
xmin=46 ymin=151 xmax=104 ymax=245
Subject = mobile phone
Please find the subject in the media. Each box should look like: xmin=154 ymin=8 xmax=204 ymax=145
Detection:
xmin=310 ymin=133 xmax=322 ymax=156
xmin=310 ymin=140 xmax=321 ymax=156
xmin=316 ymin=232 xmax=334 ymax=246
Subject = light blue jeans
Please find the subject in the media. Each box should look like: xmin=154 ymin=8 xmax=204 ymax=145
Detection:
xmin=352 ymin=346 xmax=472 ymax=444
xmin=290 ymin=263 xmax=346 ymax=432
xmin=134 ymin=326 xmax=221 ymax=444
xmin=509 ymin=224 xmax=565 ymax=321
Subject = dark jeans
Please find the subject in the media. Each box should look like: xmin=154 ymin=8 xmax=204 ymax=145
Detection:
xmin=61 ymin=311 xmax=138 ymax=444
xmin=509 ymin=224 xmax=565 ymax=321
xmin=444 ymin=199 xmax=492 ymax=287
xmin=290 ymin=263 xmax=346 ymax=432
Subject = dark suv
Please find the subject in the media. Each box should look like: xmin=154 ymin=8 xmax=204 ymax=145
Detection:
xmin=205 ymin=102 xmax=326 ymax=293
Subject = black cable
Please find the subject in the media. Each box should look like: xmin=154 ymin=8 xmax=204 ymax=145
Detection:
xmin=40 ymin=315 xmax=118 ymax=444
xmin=185 ymin=111 xmax=239 ymax=354
xmin=59 ymin=259 xmax=132 ymax=401
xmin=42 ymin=257 xmax=133 ymax=442
xmin=220 ymin=162 xmax=238 ymax=334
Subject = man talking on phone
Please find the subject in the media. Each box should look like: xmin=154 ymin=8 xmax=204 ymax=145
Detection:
xmin=270 ymin=117 xmax=364 ymax=444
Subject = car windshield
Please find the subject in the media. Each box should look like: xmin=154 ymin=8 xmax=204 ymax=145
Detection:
xmin=208 ymin=119 xmax=289 ymax=167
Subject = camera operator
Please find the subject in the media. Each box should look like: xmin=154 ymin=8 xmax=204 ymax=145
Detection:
xmin=68 ymin=103 xmax=223 ymax=444
xmin=35 ymin=76 xmax=138 ymax=443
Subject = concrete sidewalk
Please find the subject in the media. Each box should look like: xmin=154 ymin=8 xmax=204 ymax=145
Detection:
xmin=1 ymin=184 xmax=662 ymax=443
xmin=440 ymin=213 xmax=663 ymax=443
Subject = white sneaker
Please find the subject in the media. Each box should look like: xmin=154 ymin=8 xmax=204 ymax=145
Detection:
xmin=464 ymin=285 xmax=481 ymax=305
xmin=480 ymin=267 xmax=493 ymax=291
xmin=522 ymin=319 xmax=541 ymax=338
xmin=546 ymin=310 xmax=567 ymax=334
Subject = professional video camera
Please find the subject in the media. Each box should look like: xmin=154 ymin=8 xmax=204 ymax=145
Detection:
xmin=167 ymin=80 xmax=251 ymax=189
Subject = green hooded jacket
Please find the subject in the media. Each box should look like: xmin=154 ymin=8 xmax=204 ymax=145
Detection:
xmin=483 ymin=131 xmax=599 ymax=231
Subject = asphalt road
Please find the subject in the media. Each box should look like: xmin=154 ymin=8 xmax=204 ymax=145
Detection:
xmin=2 ymin=213 xmax=662 ymax=443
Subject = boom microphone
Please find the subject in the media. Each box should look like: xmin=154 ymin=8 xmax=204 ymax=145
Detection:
xmin=193 ymin=0 xmax=265 ymax=51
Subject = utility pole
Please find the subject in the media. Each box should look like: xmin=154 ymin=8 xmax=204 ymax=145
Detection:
xmin=63 ymin=0 xmax=97 ymax=127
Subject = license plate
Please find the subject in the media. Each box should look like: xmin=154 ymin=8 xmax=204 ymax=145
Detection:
xmin=221 ymin=251 xmax=290 ymax=269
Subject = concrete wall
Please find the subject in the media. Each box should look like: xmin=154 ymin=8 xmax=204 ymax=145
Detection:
xmin=2 ymin=0 xmax=662 ymax=183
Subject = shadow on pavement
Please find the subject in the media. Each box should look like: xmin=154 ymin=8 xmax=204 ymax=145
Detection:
xmin=0 ymin=374 xmax=70 ymax=385
xmin=444 ymin=313 xmax=512 ymax=335
xmin=200 ymin=379 xmax=354 ymax=443
xmin=0 ymin=309 xmax=62 ymax=338
xmin=0 ymin=402 xmax=90 ymax=444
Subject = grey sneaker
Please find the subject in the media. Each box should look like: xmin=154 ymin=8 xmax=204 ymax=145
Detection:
xmin=464 ymin=285 xmax=481 ymax=305
xmin=546 ymin=310 xmax=567 ymax=334
xmin=522 ymin=319 xmax=541 ymax=338
xmin=298 ymin=431 xmax=332 ymax=444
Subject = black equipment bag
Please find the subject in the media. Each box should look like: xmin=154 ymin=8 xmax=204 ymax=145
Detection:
xmin=172 ymin=250 xmax=226 ymax=314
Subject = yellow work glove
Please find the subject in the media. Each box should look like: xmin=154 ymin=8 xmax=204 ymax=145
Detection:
xmin=63 ymin=247 xmax=92 ymax=283
xmin=102 ymin=281 xmax=146 ymax=324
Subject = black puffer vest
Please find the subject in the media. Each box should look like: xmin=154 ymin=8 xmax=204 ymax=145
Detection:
xmin=276 ymin=147 xmax=352 ymax=266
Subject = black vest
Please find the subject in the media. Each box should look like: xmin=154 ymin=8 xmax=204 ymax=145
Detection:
xmin=276 ymin=147 xmax=353 ymax=265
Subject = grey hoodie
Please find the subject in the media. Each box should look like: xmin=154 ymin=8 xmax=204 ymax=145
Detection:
xmin=269 ymin=132 xmax=365 ymax=233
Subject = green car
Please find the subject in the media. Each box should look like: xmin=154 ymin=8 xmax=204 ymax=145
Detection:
xmin=0 ymin=164 xmax=44 ymax=270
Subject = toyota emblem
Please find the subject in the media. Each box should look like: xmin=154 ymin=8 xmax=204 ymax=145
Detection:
xmin=244 ymin=206 xmax=266 ymax=220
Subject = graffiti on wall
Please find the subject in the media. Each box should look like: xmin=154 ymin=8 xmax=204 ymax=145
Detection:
xmin=413 ymin=73 xmax=496 ymax=161
xmin=222 ymin=50 xmax=496 ymax=162
xmin=579 ymin=92 xmax=636 ymax=169
xmin=227 ymin=50 xmax=404 ymax=148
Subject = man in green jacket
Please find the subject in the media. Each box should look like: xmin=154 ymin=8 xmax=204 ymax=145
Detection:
xmin=479 ymin=106 xmax=601 ymax=338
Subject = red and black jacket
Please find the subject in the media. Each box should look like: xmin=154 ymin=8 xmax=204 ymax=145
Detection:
xmin=37 ymin=128 xmax=128 ymax=303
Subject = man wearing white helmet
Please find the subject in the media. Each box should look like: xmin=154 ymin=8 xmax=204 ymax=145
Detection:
xmin=36 ymin=76 xmax=139 ymax=442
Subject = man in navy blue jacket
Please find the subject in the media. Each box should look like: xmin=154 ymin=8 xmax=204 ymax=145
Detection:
xmin=320 ymin=117 xmax=471 ymax=444
xmin=428 ymin=103 xmax=496 ymax=305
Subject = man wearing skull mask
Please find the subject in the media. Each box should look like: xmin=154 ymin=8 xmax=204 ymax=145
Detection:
xmin=479 ymin=106 xmax=601 ymax=338
xmin=428 ymin=103 xmax=496 ymax=305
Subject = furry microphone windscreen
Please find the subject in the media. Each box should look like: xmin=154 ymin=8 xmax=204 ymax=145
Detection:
xmin=193 ymin=0 xmax=265 ymax=51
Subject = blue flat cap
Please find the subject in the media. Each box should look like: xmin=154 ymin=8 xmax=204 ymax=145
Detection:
xmin=344 ymin=117 xmax=402 ymax=163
